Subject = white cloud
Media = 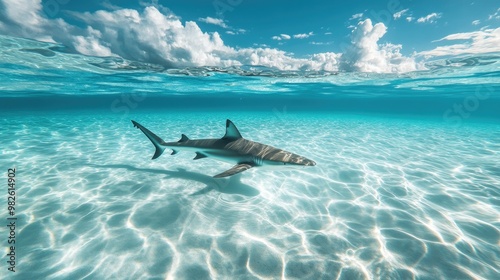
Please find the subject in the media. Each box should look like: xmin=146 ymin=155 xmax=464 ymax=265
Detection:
xmin=341 ymin=19 xmax=419 ymax=73
xmin=252 ymin=43 xmax=269 ymax=48
xmin=101 ymin=0 xmax=124 ymax=11
xmin=417 ymin=13 xmax=441 ymax=24
xmin=272 ymin=34 xmax=291 ymax=40
xmin=393 ymin=9 xmax=409 ymax=19
xmin=198 ymin=17 xmax=228 ymax=28
xmin=293 ymin=32 xmax=313 ymax=39
xmin=73 ymin=27 xmax=113 ymax=57
xmin=349 ymin=13 xmax=363 ymax=20
xmin=0 ymin=0 xmax=422 ymax=73
xmin=281 ymin=34 xmax=291 ymax=40
xmin=139 ymin=0 xmax=172 ymax=15
xmin=419 ymin=28 xmax=500 ymax=57
xmin=472 ymin=20 xmax=480 ymax=25
xmin=273 ymin=31 xmax=313 ymax=40
xmin=0 ymin=0 xmax=48 ymax=39
xmin=310 ymin=41 xmax=331 ymax=45
xmin=309 ymin=52 xmax=342 ymax=71
xmin=236 ymin=51 xmax=341 ymax=71
xmin=488 ymin=8 xmax=500 ymax=20
xmin=406 ymin=17 xmax=413 ymax=22
xmin=73 ymin=8 xmax=238 ymax=66
xmin=226 ymin=29 xmax=245 ymax=35
xmin=324 ymin=32 xmax=332 ymax=35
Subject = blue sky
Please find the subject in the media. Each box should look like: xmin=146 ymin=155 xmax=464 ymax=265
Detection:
xmin=56 ymin=0 xmax=500 ymax=56
xmin=1 ymin=0 xmax=499 ymax=72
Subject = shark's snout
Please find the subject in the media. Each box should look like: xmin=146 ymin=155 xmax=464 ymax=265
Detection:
xmin=287 ymin=157 xmax=316 ymax=166
xmin=303 ymin=159 xmax=316 ymax=166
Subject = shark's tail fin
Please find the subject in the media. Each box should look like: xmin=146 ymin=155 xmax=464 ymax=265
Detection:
xmin=131 ymin=120 xmax=166 ymax=159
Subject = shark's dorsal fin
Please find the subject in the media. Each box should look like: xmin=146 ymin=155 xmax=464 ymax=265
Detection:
xmin=223 ymin=119 xmax=242 ymax=140
xmin=178 ymin=134 xmax=190 ymax=142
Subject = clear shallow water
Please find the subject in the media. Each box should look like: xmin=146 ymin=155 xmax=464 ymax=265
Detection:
xmin=1 ymin=112 xmax=499 ymax=279
xmin=1 ymin=35 xmax=500 ymax=279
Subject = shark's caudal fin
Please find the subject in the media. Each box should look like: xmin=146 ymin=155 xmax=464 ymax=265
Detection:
xmin=131 ymin=120 xmax=166 ymax=160
xmin=222 ymin=119 xmax=243 ymax=140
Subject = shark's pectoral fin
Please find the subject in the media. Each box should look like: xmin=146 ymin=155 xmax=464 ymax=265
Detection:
xmin=171 ymin=149 xmax=179 ymax=155
xmin=214 ymin=163 xmax=254 ymax=178
xmin=193 ymin=152 xmax=207 ymax=160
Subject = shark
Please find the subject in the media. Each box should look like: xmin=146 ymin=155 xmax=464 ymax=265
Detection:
xmin=131 ymin=119 xmax=316 ymax=178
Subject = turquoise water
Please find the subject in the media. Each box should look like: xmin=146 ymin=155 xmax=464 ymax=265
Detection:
xmin=1 ymin=36 xmax=500 ymax=279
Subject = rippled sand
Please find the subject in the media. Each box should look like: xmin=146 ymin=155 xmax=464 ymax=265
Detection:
xmin=2 ymin=111 xmax=499 ymax=279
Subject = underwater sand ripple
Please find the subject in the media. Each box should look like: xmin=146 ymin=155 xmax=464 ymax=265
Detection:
xmin=1 ymin=112 xmax=499 ymax=279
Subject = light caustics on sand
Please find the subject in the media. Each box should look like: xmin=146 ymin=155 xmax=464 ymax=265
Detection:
xmin=1 ymin=113 xmax=498 ymax=279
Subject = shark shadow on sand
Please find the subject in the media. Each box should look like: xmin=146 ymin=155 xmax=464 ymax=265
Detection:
xmin=86 ymin=164 xmax=260 ymax=197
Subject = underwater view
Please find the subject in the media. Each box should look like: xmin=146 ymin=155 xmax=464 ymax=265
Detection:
xmin=1 ymin=1 xmax=500 ymax=279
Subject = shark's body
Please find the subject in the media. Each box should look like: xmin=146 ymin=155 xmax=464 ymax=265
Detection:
xmin=131 ymin=119 xmax=316 ymax=178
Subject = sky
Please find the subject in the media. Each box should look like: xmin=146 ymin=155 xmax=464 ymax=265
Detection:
xmin=0 ymin=0 xmax=499 ymax=73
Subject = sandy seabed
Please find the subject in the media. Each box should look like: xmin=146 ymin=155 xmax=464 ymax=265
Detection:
xmin=1 ymin=111 xmax=499 ymax=279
